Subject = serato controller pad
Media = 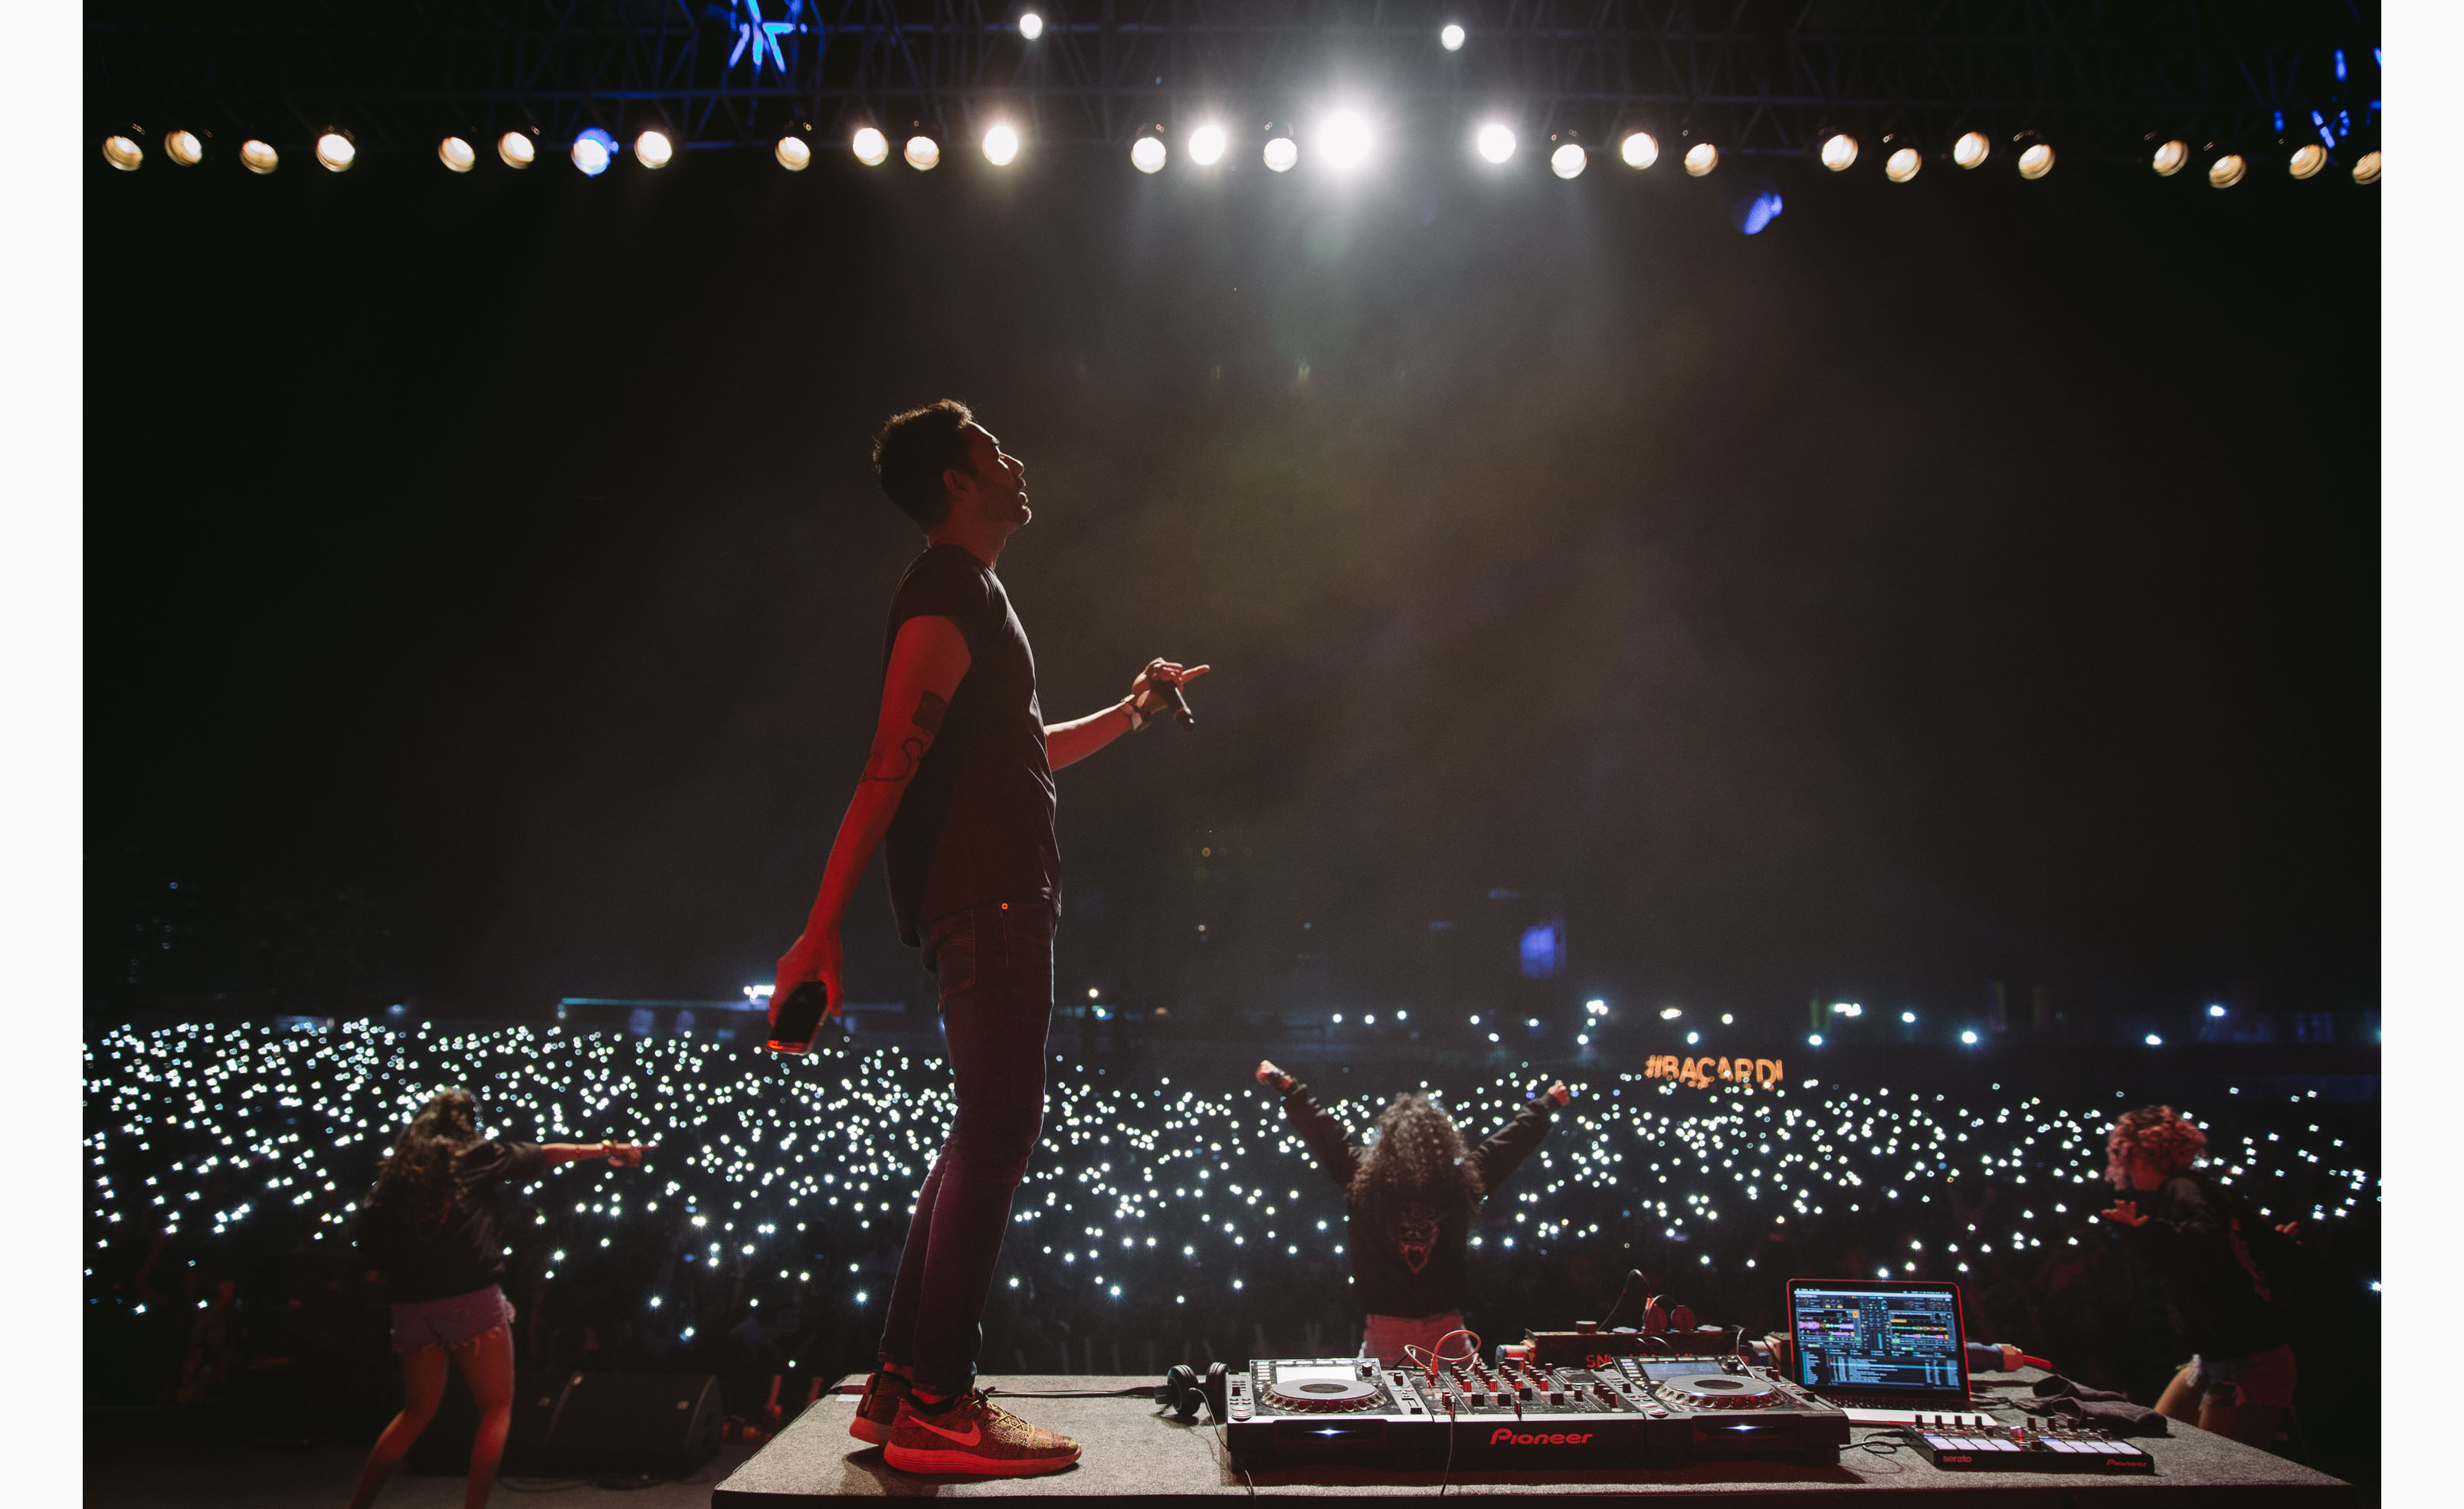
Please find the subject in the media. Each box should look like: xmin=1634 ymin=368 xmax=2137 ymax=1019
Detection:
xmin=1223 ymin=1356 xmax=1850 ymax=1470
xmin=1902 ymin=1423 xmax=2155 ymax=1474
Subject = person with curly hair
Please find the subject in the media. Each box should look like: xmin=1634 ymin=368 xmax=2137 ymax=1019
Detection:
xmin=2099 ymin=1103 xmax=2300 ymax=1452
xmin=346 ymin=1088 xmax=650 ymax=1509
xmin=1256 ymin=1060 xmax=1570 ymax=1364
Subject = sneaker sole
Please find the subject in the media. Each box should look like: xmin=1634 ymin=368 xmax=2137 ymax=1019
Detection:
xmin=883 ymin=1443 xmax=1082 ymax=1477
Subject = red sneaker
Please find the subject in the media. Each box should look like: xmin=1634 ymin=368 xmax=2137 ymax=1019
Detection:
xmin=850 ymin=1370 xmax=911 ymax=1445
xmin=882 ymin=1389 xmax=1083 ymax=1477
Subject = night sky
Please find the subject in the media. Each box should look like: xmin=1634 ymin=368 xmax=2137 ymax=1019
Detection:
xmin=84 ymin=139 xmax=2378 ymax=1022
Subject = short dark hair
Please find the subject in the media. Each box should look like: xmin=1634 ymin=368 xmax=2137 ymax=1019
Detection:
xmin=872 ymin=399 xmax=978 ymax=530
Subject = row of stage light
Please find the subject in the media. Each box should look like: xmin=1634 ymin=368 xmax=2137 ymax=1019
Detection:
xmin=99 ymin=116 xmax=2385 ymax=189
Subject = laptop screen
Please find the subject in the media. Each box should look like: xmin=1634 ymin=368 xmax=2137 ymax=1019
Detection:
xmin=1787 ymin=1281 xmax=1968 ymax=1396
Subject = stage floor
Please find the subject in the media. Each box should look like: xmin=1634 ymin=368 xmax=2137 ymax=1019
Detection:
xmin=713 ymin=1374 xmax=2358 ymax=1506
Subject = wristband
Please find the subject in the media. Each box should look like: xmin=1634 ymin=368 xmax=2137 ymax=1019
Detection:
xmin=1123 ymin=697 xmax=1148 ymax=733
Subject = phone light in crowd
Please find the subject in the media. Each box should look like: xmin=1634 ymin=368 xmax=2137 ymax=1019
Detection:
xmin=1476 ymin=123 xmax=1515 ymax=163
xmin=240 ymin=139 xmax=280 ymax=174
xmin=1188 ymin=123 xmax=1227 ymax=166
xmin=1620 ymin=131 xmax=1659 ymax=169
xmin=743 ymin=985 xmax=775 ymax=1001
xmin=1953 ymin=130 xmax=1990 ymax=169
xmin=1550 ymin=143 xmax=1586 ymax=179
xmin=635 ymin=130 xmax=674 ymax=169
xmin=2207 ymin=153 xmax=2245 ymax=189
xmin=1659 ymin=1006 xmax=1683 ymax=1021
xmin=2288 ymin=143 xmax=2327 ymax=179
xmin=1830 ymin=1002 xmax=1863 ymax=1018
xmin=983 ymin=123 xmax=1020 ymax=166
xmin=316 ymin=131 xmax=358 ymax=172
xmin=2017 ymin=142 xmax=2055 ymax=179
xmin=1901 ymin=1010 xmax=1918 ymax=1024
xmin=2207 ymin=1003 xmax=2228 ymax=1018
xmin=852 ymin=126 xmax=890 ymax=166
xmin=904 ymin=134 xmax=941 ymax=171
xmin=1686 ymin=1031 xmax=1700 ymax=1045
xmin=1263 ymin=135 xmax=1299 ymax=172
xmin=437 ymin=136 xmax=476 ymax=172
xmin=103 ymin=134 xmax=144 ymax=170
xmin=1441 ymin=22 xmax=1465 ymax=51
xmin=1319 ymin=112 xmax=1371 ymax=171
xmin=499 ymin=131 xmax=536 ymax=169
xmin=1131 ymin=135 xmax=1166 ymax=173
xmin=1721 ymin=1012 xmax=1735 ymax=1025
xmin=1807 ymin=1033 xmax=1824 ymax=1047
xmin=1017 ymin=10 xmax=1043 ymax=39
xmin=1820 ymin=133 xmax=1858 ymax=170
xmin=1683 ymin=141 xmax=1718 ymax=175
xmin=2353 ymin=150 xmax=2380 ymax=185
xmin=1584 ymin=999 xmax=1607 ymax=1016
xmin=167 ymin=130 xmax=205 ymax=167
xmin=2151 ymin=139 xmax=2188 ymax=176
xmin=775 ymin=134 xmax=811 ymax=170
xmin=1960 ymin=1029 xmax=1979 ymax=1045
xmin=1886 ymin=146 xmax=1922 ymax=182
xmin=2145 ymin=1034 xmax=2164 ymax=1047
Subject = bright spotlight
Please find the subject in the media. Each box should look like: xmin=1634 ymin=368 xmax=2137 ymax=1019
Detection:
xmin=2352 ymin=150 xmax=2380 ymax=185
xmin=984 ymin=123 xmax=1020 ymax=166
xmin=437 ymin=136 xmax=476 ymax=173
xmin=1441 ymin=23 xmax=1466 ymax=51
xmin=1550 ymin=143 xmax=1586 ymax=179
xmin=1131 ymin=135 xmax=1167 ymax=173
xmin=569 ymin=129 xmax=612 ymax=177
xmin=2207 ymin=153 xmax=2245 ymax=189
xmin=2017 ymin=142 xmax=2054 ymax=179
xmin=1319 ymin=113 xmax=1371 ymax=171
xmin=1952 ymin=130 xmax=1990 ymax=169
xmin=2288 ymin=143 xmax=2328 ymax=179
xmin=635 ymin=130 xmax=674 ymax=169
xmin=1018 ymin=11 xmax=1044 ymax=39
xmin=102 ymin=135 xmax=143 ymax=171
xmin=316 ymin=131 xmax=357 ymax=173
xmin=851 ymin=127 xmax=889 ymax=166
xmin=239 ymin=139 xmax=280 ymax=175
xmin=1620 ymin=131 xmax=1659 ymax=169
xmin=1476 ymin=123 xmax=1515 ymax=164
xmin=166 ymin=130 xmax=204 ymax=168
xmin=775 ymin=135 xmax=812 ymax=171
xmin=1263 ymin=136 xmax=1298 ymax=172
xmin=498 ymin=132 xmax=536 ymax=169
xmin=1885 ymin=146 xmax=1921 ymax=182
xmin=2145 ymin=139 xmax=2187 ymax=176
xmin=1820 ymin=133 xmax=1858 ymax=170
xmin=904 ymin=134 xmax=941 ymax=171
xmin=1683 ymin=141 xmax=1717 ymax=176
xmin=1188 ymin=123 xmax=1227 ymax=166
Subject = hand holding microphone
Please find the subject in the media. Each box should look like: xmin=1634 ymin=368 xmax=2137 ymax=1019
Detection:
xmin=1129 ymin=658 xmax=1211 ymax=730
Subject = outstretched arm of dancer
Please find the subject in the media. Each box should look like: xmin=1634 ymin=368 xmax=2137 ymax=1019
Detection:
xmin=542 ymin=1141 xmax=653 ymax=1169
xmin=1044 ymin=658 xmax=1211 ymax=770
xmin=1471 ymin=1081 xmax=1570 ymax=1192
xmin=771 ymin=615 xmax=972 ymax=1022
xmin=1257 ymin=1059 xmax=1361 ymax=1190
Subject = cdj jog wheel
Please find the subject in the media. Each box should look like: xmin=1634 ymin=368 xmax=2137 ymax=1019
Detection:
xmin=1662 ymin=1373 xmax=1784 ymax=1409
xmin=1263 ymin=1373 xmax=1382 ymax=1412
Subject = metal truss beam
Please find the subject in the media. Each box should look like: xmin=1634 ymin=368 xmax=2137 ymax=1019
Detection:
xmin=87 ymin=2 xmax=2379 ymax=161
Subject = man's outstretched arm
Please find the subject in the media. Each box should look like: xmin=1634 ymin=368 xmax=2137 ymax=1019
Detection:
xmin=769 ymin=615 xmax=971 ymax=1022
xmin=1045 ymin=658 xmax=1211 ymax=770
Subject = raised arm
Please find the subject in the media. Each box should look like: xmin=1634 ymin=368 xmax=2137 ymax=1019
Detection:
xmin=542 ymin=1141 xmax=652 ymax=1169
xmin=770 ymin=615 xmax=972 ymax=1022
xmin=1044 ymin=658 xmax=1211 ymax=771
xmin=1471 ymin=1081 xmax=1570 ymax=1193
xmin=1257 ymin=1059 xmax=1361 ymax=1192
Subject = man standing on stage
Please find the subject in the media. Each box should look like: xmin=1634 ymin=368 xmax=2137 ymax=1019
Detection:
xmin=769 ymin=399 xmax=1205 ymax=1476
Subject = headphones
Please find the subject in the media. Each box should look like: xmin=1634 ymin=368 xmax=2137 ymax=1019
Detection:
xmin=1159 ymin=1363 xmax=1230 ymax=1423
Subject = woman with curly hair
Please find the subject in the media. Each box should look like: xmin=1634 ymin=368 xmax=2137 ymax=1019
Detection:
xmin=2100 ymin=1104 xmax=2299 ymax=1452
xmin=1256 ymin=1059 xmax=1569 ymax=1364
xmin=346 ymin=1088 xmax=650 ymax=1509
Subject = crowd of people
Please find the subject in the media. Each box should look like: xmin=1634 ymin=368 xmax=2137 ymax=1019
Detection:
xmin=84 ymin=1019 xmax=2378 ymax=1436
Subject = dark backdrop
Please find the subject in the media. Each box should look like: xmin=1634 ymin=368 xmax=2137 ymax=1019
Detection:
xmin=84 ymin=139 xmax=2378 ymax=1024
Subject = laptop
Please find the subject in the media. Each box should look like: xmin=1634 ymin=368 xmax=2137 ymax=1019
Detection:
xmin=1784 ymin=1278 xmax=1990 ymax=1425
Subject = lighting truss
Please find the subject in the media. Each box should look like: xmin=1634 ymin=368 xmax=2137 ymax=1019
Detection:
xmin=86 ymin=1 xmax=2378 ymax=159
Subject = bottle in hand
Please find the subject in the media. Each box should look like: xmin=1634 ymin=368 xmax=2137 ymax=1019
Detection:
xmin=766 ymin=982 xmax=831 ymax=1055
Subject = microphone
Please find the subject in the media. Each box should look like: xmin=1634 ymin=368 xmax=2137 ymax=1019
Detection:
xmin=1148 ymin=675 xmax=1196 ymax=728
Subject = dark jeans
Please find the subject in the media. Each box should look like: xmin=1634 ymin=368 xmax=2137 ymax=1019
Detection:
xmin=876 ymin=899 xmax=1054 ymax=1398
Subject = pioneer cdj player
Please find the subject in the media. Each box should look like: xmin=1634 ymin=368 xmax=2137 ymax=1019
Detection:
xmin=1224 ymin=1353 xmax=1850 ymax=1470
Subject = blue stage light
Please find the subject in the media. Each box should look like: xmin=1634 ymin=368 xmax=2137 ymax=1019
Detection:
xmin=1739 ymin=191 xmax=1783 ymax=235
xmin=572 ymin=126 xmax=618 ymax=176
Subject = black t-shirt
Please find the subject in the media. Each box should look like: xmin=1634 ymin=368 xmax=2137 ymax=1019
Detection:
xmin=362 ymin=1140 xmax=547 ymax=1304
xmin=2119 ymin=1169 xmax=2289 ymax=1359
xmin=882 ymin=544 xmax=1060 ymax=946
xmin=1278 ymin=1081 xmax=1557 ymax=1319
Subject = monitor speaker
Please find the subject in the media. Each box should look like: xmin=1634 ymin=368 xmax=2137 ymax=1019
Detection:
xmin=538 ymin=1370 xmax=725 ymax=1478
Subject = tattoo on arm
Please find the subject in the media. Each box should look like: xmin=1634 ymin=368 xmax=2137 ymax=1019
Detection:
xmin=860 ymin=691 xmax=950 ymax=786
